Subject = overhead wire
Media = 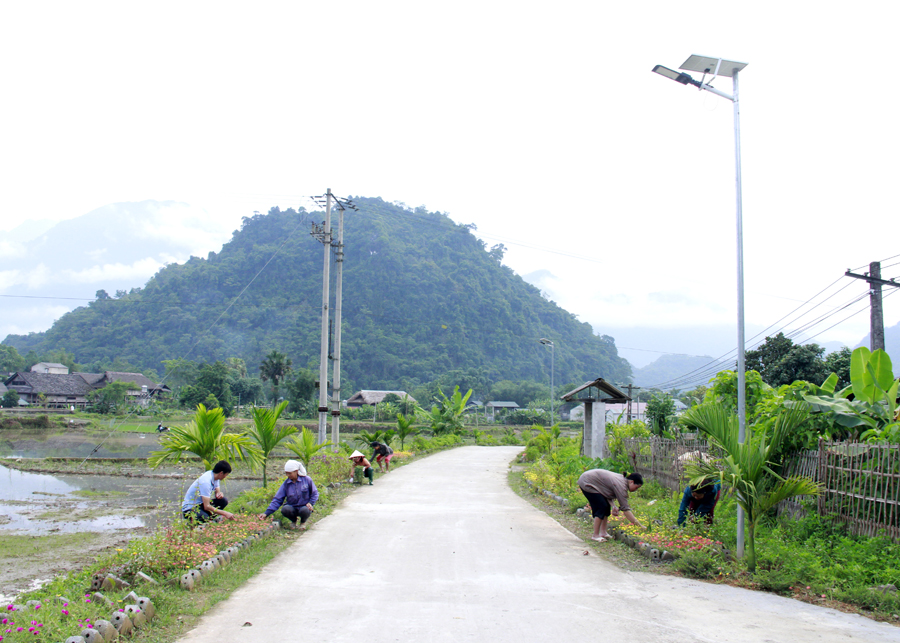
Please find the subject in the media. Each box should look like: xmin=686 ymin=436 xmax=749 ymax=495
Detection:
xmin=645 ymin=271 xmax=900 ymax=391
xmin=78 ymin=208 xmax=313 ymax=466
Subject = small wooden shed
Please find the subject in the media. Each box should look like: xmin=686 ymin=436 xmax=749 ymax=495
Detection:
xmin=561 ymin=378 xmax=630 ymax=459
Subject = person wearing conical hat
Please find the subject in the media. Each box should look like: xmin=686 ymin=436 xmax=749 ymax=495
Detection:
xmin=258 ymin=460 xmax=319 ymax=530
xmin=349 ymin=450 xmax=374 ymax=485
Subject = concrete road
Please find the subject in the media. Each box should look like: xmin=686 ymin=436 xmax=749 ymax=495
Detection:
xmin=177 ymin=446 xmax=899 ymax=643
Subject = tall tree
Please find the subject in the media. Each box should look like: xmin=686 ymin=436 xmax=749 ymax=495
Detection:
xmin=745 ymin=333 xmax=795 ymax=383
xmin=0 ymin=345 xmax=25 ymax=373
xmin=259 ymin=350 xmax=293 ymax=402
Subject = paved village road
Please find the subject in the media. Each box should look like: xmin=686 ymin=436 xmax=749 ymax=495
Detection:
xmin=177 ymin=446 xmax=900 ymax=643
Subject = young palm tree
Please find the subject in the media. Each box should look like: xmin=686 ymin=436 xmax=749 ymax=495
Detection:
xmin=245 ymin=400 xmax=296 ymax=487
xmin=395 ymin=414 xmax=418 ymax=450
xmin=148 ymin=403 xmax=264 ymax=471
xmin=682 ymin=403 xmax=822 ymax=571
xmin=286 ymin=427 xmax=332 ymax=468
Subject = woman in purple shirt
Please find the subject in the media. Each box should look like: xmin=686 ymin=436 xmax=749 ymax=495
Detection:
xmin=259 ymin=459 xmax=319 ymax=530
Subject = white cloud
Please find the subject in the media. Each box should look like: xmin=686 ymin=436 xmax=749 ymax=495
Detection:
xmin=0 ymin=269 xmax=22 ymax=292
xmin=62 ymin=258 xmax=166 ymax=284
xmin=0 ymin=240 xmax=27 ymax=260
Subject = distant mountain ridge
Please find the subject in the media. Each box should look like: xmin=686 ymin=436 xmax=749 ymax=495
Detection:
xmin=4 ymin=198 xmax=632 ymax=391
xmin=0 ymin=200 xmax=232 ymax=339
xmin=855 ymin=320 xmax=900 ymax=368
xmin=631 ymin=353 xmax=725 ymax=390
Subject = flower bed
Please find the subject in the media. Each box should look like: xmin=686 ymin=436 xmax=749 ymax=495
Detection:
xmin=613 ymin=521 xmax=722 ymax=553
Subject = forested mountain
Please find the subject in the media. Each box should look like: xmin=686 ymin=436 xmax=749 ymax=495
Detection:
xmin=4 ymin=198 xmax=631 ymax=391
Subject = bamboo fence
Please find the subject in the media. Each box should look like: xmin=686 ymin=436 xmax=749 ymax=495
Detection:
xmin=610 ymin=436 xmax=900 ymax=540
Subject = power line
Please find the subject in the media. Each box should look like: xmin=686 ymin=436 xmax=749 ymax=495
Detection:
xmin=643 ymin=272 xmax=896 ymax=391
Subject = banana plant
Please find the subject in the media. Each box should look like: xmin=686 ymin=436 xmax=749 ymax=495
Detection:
xmin=801 ymin=347 xmax=900 ymax=440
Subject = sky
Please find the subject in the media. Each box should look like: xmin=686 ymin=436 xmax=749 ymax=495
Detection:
xmin=2 ymin=2 xmax=898 ymax=372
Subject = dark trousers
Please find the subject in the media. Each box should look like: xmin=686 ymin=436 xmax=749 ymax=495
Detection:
xmin=280 ymin=504 xmax=312 ymax=524
xmin=183 ymin=497 xmax=228 ymax=523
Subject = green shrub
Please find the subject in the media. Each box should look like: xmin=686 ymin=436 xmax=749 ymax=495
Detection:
xmin=755 ymin=569 xmax=794 ymax=594
xmin=672 ymin=549 xmax=720 ymax=579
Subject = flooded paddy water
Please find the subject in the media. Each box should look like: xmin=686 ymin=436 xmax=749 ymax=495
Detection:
xmin=0 ymin=427 xmax=257 ymax=601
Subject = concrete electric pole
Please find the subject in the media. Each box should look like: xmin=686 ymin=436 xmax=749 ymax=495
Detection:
xmin=310 ymin=190 xmax=356 ymax=446
xmin=845 ymin=261 xmax=899 ymax=352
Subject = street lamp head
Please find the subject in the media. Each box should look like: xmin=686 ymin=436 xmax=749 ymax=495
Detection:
xmin=651 ymin=65 xmax=700 ymax=87
xmin=679 ymin=54 xmax=747 ymax=78
xmin=539 ymin=338 xmax=554 ymax=346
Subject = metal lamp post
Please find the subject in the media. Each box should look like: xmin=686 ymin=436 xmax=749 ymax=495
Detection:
xmin=652 ymin=54 xmax=748 ymax=559
xmin=539 ymin=338 xmax=555 ymax=425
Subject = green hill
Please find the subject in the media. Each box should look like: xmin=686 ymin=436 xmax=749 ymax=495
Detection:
xmin=4 ymin=198 xmax=631 ymax=390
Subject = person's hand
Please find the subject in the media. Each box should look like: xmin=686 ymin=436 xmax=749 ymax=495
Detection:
xmin=215 ymin=489 xmax=224 ymax=500
xmin=611 ymin=506 xmax=620 ymax=517
xmin=306 ymin=503 xmax=313 ymax=511
xmin=258 ymin=513 xmax=268 ymax=521
xmin=222 ymin=511 xmax=235 ymax=521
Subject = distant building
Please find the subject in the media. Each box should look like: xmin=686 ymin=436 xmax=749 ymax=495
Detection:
xmin=2 ymin=370 xmax=170 ymax=409
xmin=484 ymin=400 xmax=519 ymax=421
xmin=4 ymin=371 xmax=95 ymax=408
xmin=345 ymin=390 xmax=416 ymax=408
xmin=30 ymin=362 xmax=69 ymax=375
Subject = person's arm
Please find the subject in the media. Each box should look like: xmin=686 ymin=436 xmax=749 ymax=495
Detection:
xmin=202 ymin=496 xmax=234 ymax=520
xmin=259 ymin=483 xmax=286 ymax=519
xmin=677 ymin=487 xmax=691 ymax=526
xmin=621 ymin=509 xmax=642 ymax=529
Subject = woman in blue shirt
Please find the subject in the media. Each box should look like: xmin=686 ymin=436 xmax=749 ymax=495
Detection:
xmin=259 ymin=460 xmax=319 ymax=530
xmin=677 ymin=480 xmax=720 ymax=526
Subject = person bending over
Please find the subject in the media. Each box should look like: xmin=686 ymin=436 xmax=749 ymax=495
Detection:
xmin=349 ymin=450 xmax=375 ymax=485
xmin=370 ymin=441 xmax=394 ymax=473
xmin=577 ymin=469 xmax=643 ymax=542
xmin=677 ymin=480 xmax=720 ymax=526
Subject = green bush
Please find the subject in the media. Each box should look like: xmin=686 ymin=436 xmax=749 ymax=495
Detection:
xmin=672 ymin=549 xmax=720 ymax=579
xmin=755 ymin=568 xmax=794 ymax=594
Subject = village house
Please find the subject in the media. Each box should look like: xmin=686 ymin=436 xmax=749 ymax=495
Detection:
xmin=345 ymin=390 xmax=416 ymax=407
xmin=2 ymin=369 xmax=170 ymax=409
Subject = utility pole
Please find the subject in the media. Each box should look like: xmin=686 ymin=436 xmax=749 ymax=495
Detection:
xmin=624 ymin=384 xmax=641 ymax=423
xmin=845 ymin=261 xmax=899 ymax=352
xmin=310 ymin=190 xmax=356 ymax=446
xmin=314 ymin=190 xmax=333 ymax=445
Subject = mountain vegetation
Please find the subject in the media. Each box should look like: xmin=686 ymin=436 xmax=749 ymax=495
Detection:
xmin=3 ymin=198 xmax=630 ymax=394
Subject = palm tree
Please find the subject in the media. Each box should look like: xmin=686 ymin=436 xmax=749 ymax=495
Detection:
xmin=148 ymin=403 xmax=264 ymax=471
xmin=285 ymin=427 xmax=332 ymax=468
xmin=259 ymin=350 xmax=293 ymax=403
xmin=245 ymin=400 xmax=296 ymax=487
xmin=682 ymin=403 xmax=822 ymax=571
xmin=395 ymin=414 xmax=418 ymax=450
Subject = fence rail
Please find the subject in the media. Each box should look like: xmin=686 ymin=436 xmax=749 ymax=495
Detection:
xmin=612 ymin=436 xmax=900 ymax=540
